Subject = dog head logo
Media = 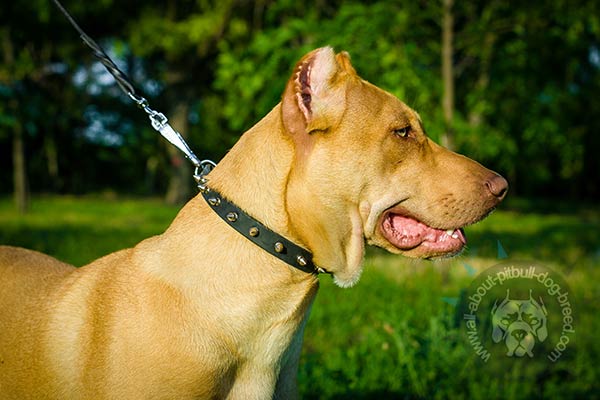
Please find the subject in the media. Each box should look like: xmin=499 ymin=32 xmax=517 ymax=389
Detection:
xmin=491 ymin=289 xmax=548 ymax=358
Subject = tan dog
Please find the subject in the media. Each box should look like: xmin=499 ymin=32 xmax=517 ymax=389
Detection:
xmin=0 ymin=47 xmax=507 ymax=399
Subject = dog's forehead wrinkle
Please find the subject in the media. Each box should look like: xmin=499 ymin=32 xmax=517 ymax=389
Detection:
xmin=522 ymin=302 xmax=542 ymax=314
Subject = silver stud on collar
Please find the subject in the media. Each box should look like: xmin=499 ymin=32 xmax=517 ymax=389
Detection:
xmin=226 ymin=212 xmax=238 ymax=222
xmin=274 ymin=242 xmax=285 ymax=253
xmin=296 ymin=255 xmax=307 ymax=266
xmin=208 ymin=197 xmax=221 ymax=206
xmin=249 ymin=227 xmax=259 ymax=237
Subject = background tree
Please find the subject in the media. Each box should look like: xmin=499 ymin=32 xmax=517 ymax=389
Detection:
xmin=441 ymin=0 xmax=455 ymax=150
xmin=0 ymin=0 xmax=598 ymax=203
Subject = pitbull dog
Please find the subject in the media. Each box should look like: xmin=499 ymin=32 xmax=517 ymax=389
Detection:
xmin=0 ymin=47 xmax=507 ymax=399
xmin=491 ymin=290 xmax=548 ymax=357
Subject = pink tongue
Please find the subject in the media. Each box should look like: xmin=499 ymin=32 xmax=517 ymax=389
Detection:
xmin=382 ymin=214 xmax=465 ymax=251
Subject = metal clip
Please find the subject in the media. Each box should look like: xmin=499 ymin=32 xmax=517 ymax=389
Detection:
xmin=194 ymin=160 xmax=217 ymax=192
xmin=128 ymin=92 xmax=149 ymax=110
xmin=149 ymin=112 xmax=168 ymax=131
xmin=128 ymin=91 xmax=213 ymax=189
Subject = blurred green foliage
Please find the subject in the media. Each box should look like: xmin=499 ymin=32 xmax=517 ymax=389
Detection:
xmin=0 ymin=0 xmax=599 ymax=199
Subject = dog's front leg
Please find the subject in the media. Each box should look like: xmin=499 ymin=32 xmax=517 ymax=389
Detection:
xmin=272 ymin=332 xmax=304 ymax=399
xmin=273 ymin=301 xmax=313 ymax=400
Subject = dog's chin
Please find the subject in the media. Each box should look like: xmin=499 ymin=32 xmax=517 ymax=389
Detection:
xmin=374 ymin=208 xmax=467 ymax=259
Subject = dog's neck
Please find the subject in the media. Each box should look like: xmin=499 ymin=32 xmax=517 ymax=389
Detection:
xmin=205 ymin=105 xmax=301 ymax=251
xmin=199 ymin=104 xmax=365 ymax=287
xmin=148 ymin=103 xmax=318 ymax=299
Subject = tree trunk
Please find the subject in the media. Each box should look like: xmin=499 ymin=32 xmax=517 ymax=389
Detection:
xmin=3 ymin=29 xmax=29 ymax=213
xmin=13 ymin=119 xmax=29 ymax=214
xmin=468 ymin=32 xmax=496 ymax=128
xmin=164 ymin=100 xmax=192 ymax=205
xmin=45 ymin=133 xmax=60 ymax=191
xmin=441 ymin=0 xmax=455 ymax=150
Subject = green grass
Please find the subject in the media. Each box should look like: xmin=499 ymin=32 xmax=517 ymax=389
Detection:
xmin=0 ymin=195 xmax=180 ymax=266
xmin=1 ymin=195 xmax=598 ymax=398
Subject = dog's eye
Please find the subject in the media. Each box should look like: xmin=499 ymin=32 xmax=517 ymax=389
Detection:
xmin=525 ymin=315 xmax=538 ymax=325
xmin=392 ymin=126 xmax=411 ymax=138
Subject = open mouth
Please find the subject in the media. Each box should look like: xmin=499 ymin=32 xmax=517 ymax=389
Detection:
xmin=380 ymin=210 xmax=467 ymax=257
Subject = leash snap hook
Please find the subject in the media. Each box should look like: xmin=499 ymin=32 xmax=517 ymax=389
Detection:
xmin=149 ymin=111 xmax=168 ymax=131
xmin=194 ymin=160 xmax=217 ymax=192
xmin=128 ymin=92 xmax=163 ymax=126
xmin=127 ymin=92 xmax=148 ymax=108
xmin=53 ymin=0 xmax=212 ymax=191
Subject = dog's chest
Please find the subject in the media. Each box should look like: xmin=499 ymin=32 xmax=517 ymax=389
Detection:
xmin=222 ymin=301 xmax=313 ymax=399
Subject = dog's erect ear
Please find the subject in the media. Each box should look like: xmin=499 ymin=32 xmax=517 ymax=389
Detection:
xmin=281 ymin=47 xmax=354 ymax=139
xmin=537 ymin=318 xmax=548 ymax=342
xmin=491 ymin=301 xmax=505 ymax=343
xmin=528 ymin=292 xmax=549 ymax=341
xmin=535 ymin=296 xmax=549 ymax=342
xmin=492 ymin=325 xmax=504 ymax=343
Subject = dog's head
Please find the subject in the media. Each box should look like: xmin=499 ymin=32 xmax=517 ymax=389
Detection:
xmin=280 ymin=47 xmax=508 ymax=286
xmin=491 ymin=290 xmax=548 ymax=357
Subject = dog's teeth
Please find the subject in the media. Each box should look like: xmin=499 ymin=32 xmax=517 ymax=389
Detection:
xmin=446 ymin=229 xmax=454 ymax=236
xmin=451 ymin=233 xmax=459 ymax=239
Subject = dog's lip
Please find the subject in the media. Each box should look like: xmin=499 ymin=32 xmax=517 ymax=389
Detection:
xmin=378 ymin=205 xmax=467 ymax=255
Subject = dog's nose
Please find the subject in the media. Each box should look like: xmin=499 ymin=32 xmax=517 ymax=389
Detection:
xmin=485 ymin=174 xmax=508 ymax=200
xmin=511 ymin=329 xmax=526 ymax=341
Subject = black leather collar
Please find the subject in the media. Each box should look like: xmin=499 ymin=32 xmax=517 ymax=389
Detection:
xmin=200 ymin=187 xmax=324 ymax=275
